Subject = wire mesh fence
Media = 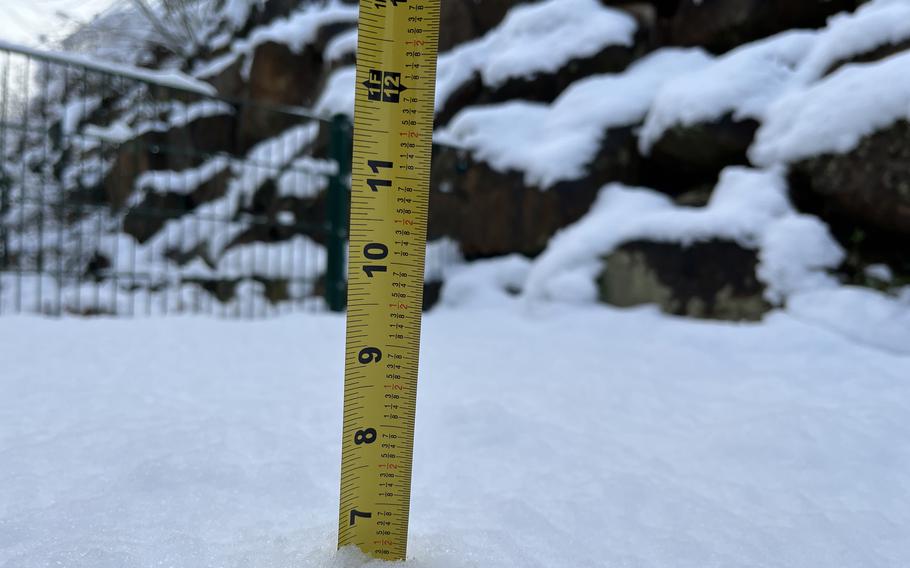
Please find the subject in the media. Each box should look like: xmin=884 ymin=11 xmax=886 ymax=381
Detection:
xmin=0 ymin=43 xmax=459 ymax=318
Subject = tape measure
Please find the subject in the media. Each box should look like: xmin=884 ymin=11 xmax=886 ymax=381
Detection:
xmin=337 ymin=0 xmax=441 ymax=561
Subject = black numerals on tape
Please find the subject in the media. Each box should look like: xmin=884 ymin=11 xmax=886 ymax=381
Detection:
xmin=364 ymin=69 xmax=408 ymax=103
xmin=358 ymin=346 xmax=382 ymax=363
xmin=362 ymin=243 xmax=388 ymax=277
xmin=367 ymin=160 xmax=393 ymax=192
xmin=374 ymin=0 xmax=406 ymax=9
xmin=354 ymin=428 xmax=377 ymax=445
xmin=350 ymin=508 xmax=372 ymax=526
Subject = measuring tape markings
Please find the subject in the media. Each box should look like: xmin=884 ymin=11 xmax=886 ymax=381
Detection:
xmin=338 ymin=0 xmax=440 ymax=561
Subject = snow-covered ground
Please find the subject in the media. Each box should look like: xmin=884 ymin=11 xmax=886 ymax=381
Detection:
xmin=2 ymin=299 xmax=909 ymax=567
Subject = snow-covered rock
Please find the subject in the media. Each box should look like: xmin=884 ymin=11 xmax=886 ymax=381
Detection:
xmin=523 ymin=167 xmax=845 ymax=317
xmin=667 ymin=0 xmax=855 ymax=53
xmin=795 ymin=0 xmax=910 ymax=84
xmin=752 ymin=49 xmax=910 ymax=166
xmin=318 ymin=0 xmax=641 ymax=123
xmin=439 ymin=48 xmax=711 ymax=189
xmin=752 ymin=50 xmax=910 ymax=238
xmin=639 ymin=30 xmax=816 ymax=153
xmin=637 ymin=30 xmax=816 ymax=190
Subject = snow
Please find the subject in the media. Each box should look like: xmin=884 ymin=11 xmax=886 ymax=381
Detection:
xmin=866 ymin=263 xmax=895 ymax=283
xmin=225 ymin=122 xmax=321 ymax=203
xmin=438 ymin=254 xmax=530 ymax=308
xmin=315 ymin=66 xmax=357 ymax=118
xmin=223 ymin=0 xmax=264 ymax=31
xmin=239 ymin=2 xmax=357 ymax=55
xmin=60 ymin=96 xmax=102 ymax=135
xmin=795 ymin=0 xmax=910 ymax=84
xmin=325 ymin=29 xmax=358 ymax=63
xmin=135 ymin=156 xmax=231 ymax=196
xmin=757 ymin=214 xmax=845 ymax=302
xmin=788 ymin=286 xmax=910 ymax=355
xmin=523 ymin=167 xmax=843 ymax=304
xmin=639 ymin=31 xmax=816 ymax=153
xmin=435 ymin=0 xmax=636 ymax=112
xmin=216 ymin=235 xmax=326 ymax=280
xmin=2 ymin=299 xmax=910 ymax=566
xmin=438 ymin=49 xmax=712 ymax=188
xmin=199 ymin=1 xmax=358 ymax=81
xmin=277 ymin=157 xmax=336 ymax=199
xmin=751 ymin=50 xmax=910 ymax=166
xmin=0 ymin=39 xmax=217 ymax=95
xmin=424 ymin=238 xmax=464 ymax=283
xmin=317 ymin=0 xmax=637 ymax=119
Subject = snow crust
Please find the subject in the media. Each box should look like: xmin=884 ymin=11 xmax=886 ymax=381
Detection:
xmin=2 ymin=302 xmax=909 ymax=566
xmin=751 ymin=50 xmax=910 ymax=165
xmin=639 ymin=31 xmax=816 ymax=153
xmin=438 ymin=49 xmax=711 ymax=188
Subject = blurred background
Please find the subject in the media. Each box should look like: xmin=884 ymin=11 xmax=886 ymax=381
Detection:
xmin=0 ymin=0 xmax=907 ymax=333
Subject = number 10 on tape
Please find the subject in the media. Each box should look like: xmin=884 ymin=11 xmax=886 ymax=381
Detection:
xmin=337 ymin=0 xmax=441 ymax=561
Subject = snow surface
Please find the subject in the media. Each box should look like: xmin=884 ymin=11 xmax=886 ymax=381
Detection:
xmin=438 ymin=49 xmax=711 ymax=188
xmin=751 ymin=49 xmax=910 ymax=165
xmin=639 ymin=31 xmax=816 ymax=153
xmin=788 ymin=286 xmax=910 ymax=355
xmin=2 ymin=299 xmax=910 ymax=567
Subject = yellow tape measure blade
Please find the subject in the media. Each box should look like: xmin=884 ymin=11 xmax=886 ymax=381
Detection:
xmin=338 ymin=0 xmax=440 ymax=561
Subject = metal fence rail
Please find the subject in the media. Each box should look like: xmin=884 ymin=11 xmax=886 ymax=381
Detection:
xmin=0 ymin=43 xmax=371 ymax=317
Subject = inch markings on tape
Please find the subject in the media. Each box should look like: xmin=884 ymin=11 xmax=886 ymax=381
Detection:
xmin=337 ymin=0 xmax=440 ymax=561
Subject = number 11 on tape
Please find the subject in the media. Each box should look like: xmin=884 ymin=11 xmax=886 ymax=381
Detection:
xmin=337 ymin=0 xmax=441 ymax=561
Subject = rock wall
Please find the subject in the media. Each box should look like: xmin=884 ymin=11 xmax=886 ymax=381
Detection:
xmin=27 ymin=0 xmax=908 ymax=316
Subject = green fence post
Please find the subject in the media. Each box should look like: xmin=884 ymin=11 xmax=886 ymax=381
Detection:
xmin=325 ymin=113 xmax=352 ymax=312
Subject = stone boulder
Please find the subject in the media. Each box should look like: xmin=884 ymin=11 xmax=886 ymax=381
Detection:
xmin=599 ymin=239 xmax=771 ymax=321
xmin=669 ymin=0 xmax=859 ymax=54
xmin=201 ymin=56 xmax=246 ymax=99
xmin=100 ymin=112 xmax=237 ymax=208
xmin=122 ymin=166 xmax=232 ymax=243
xmin=436 ymin=41 xmax=645 ymax=126
xmin=789 ymin=120 xmax=910 ymax=239
xmin=429 ymin=127 xmax=640 ymax=258
xmin=438 ymin=0 xmax=527 ymax=52
xmin=820 ymin=39 xmax=910 ymax=79
xmin=641 ymin=114 xmax=759 ymax=194
xmin=238 ymin=42 xmax=324 ymax=151
xmin=788 ymin=120 xmax=910 ymax=283
xmin=236 ymin=20 xmax=353 ymax=150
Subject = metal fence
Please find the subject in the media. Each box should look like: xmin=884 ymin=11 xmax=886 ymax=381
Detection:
xmin=0 ymin=43 xmax=455 ymax=318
